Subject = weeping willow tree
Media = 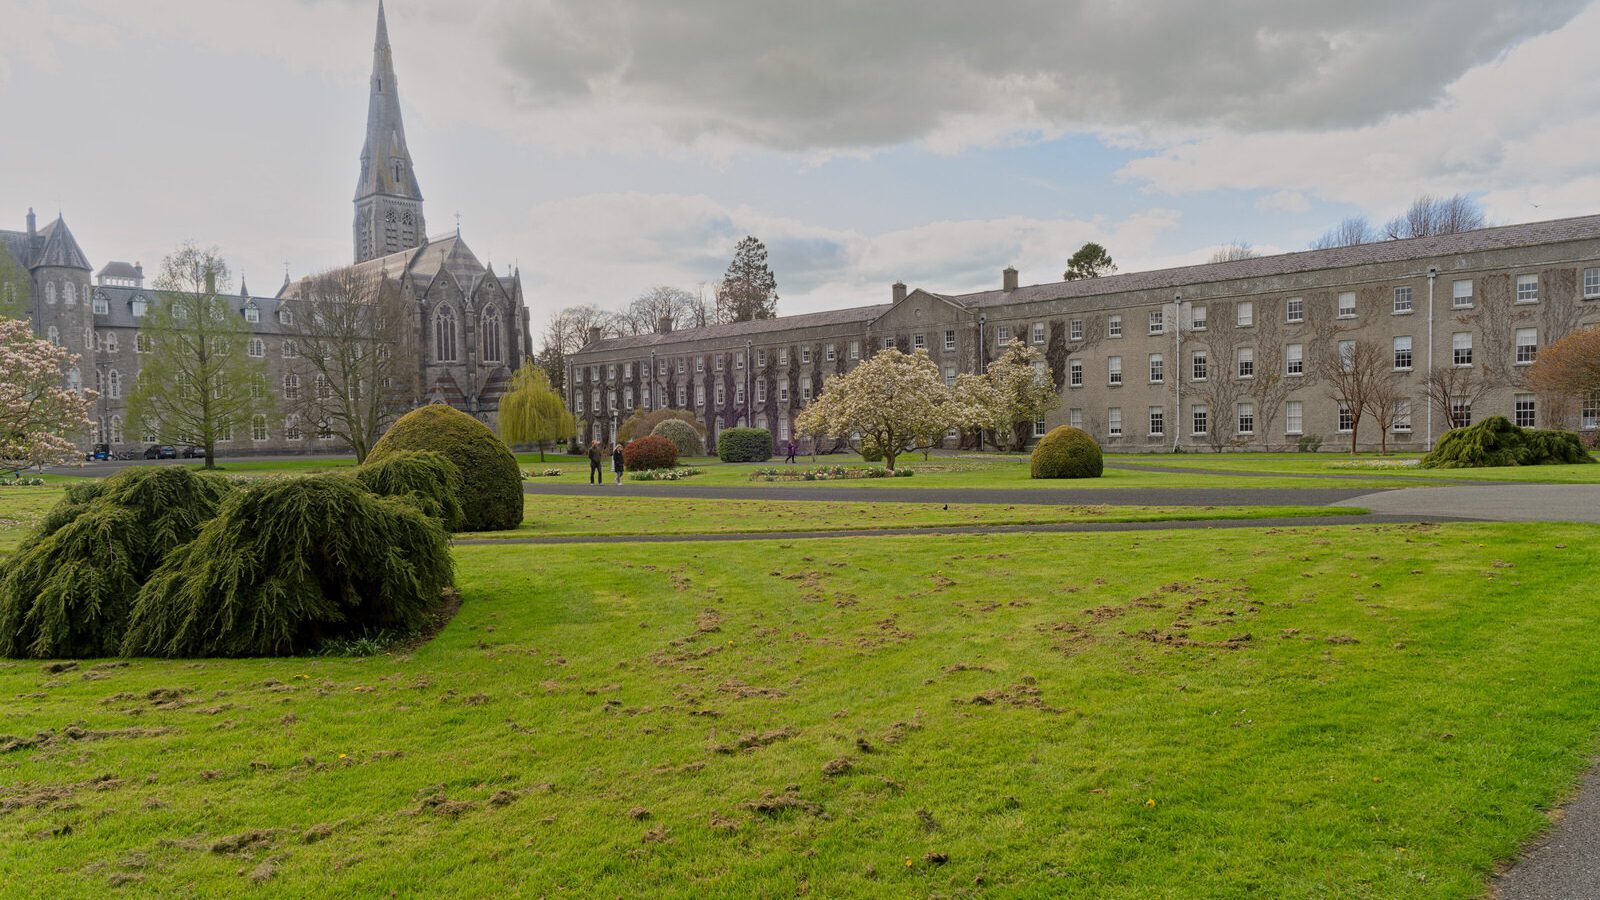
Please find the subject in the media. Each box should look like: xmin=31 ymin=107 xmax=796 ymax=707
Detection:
xmin=0 ymin=467 xmax=235 ymax=658
xmin=498 ymin=361 xmax=573 ymax=461
xmin=353 ymin=449 xmax=464 ymax=531
xmin=122 ymin=475 xmax=454 ymax=658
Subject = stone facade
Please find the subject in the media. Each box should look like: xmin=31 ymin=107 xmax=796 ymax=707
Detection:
xmin=570 ymin=216 xmax=1600 ymax=452
xmin=2 ymin=2 xmax=531 ymax=456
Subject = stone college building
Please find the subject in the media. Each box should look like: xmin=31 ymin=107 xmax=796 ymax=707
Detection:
xmin=2 ymin=2 xmax=531 ymax=455
xmin=571 ymin=217 xmax=1600 ymax=452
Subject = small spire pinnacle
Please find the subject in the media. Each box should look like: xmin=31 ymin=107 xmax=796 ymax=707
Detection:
xmin=375 ymin=0 xmax=390 ymax=49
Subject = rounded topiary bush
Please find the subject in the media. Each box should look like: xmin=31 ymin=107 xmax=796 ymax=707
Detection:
xmin=368 ymin=404 xmax=523 ymax=531
xmin=650 ymin=419 xmax=705 ymax=457
xmin=620 ymin=408 xmax=706 ymax=444
xmin=354 ymin=450 xmax=465 ymax=531
xmin=121 ymin=475 xmax=454 ymax=658
xmin=1030 ymin=426 xmax=1104 ymax=479
xmin=717 ymin=427 xmax=774 ymax=463
xmin=1422 ymin=416 xmax=1594 ymax=468
xmin=624 ymin=435 xmax=678 ymax=471
xmin=0 ymin=466 xmax=235 ymax=659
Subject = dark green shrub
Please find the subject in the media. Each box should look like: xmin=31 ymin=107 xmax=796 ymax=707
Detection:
xmin=368 ymin=404 xmax=523 ymax=531
xmin=0 ymin=467 xmax=235 ymax=659
xmin=121 ymin=475 xmax=454 ymax=658
xmin=858 ymin=436 xmax=884 ymax=463
xmin=717 ymin=428 xmax=773 ymax=462
xmin=1030 ymin=426 xmax=1104 ymax=479
xmin=650 ymin=419 xmax=705 ymax=456
xmin=619 ymin=408 xmax=707 ymax=443
xmin=623 ymin=435 xmax=678 ymax=471
xmin=353 ymin=450 xmax=465 ymax=531
xmin=1422 ymin=416 xmax=1594 ymax=468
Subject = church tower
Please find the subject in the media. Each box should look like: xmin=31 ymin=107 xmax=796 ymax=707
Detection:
xmin=353 ymin=1 xmax=426 ymax=263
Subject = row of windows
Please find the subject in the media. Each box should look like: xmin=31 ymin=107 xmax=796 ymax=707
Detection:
xmin=576 ymin=378 xmax=813 ymax=415
xmin=1072 ymin=393 xmax=1548 ymax=439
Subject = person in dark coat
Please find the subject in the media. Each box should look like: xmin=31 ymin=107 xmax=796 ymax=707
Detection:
xmin=588 ymin=440 xmax=604 ymax=484
xmin=785 ymin=439 xmax=797 ymax=464
xmin=612 ymin=443 xmax=625 ymax=485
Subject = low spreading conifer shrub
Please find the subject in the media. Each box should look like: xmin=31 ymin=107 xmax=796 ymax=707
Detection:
xmin=353 ymin=450 xmax=465 ymax=531
xmin=368 ymin=404 xmax=523 ymax=531
xmin=121 ymin=475 xmax=454 ymax=658
xmin=1421 ymin=416 xmax=1593 ymax=468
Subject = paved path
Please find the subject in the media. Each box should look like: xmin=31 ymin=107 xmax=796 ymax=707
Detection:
xmin=1106 ymin=461 xmax=1445 ymax=483
xmin=457 ymin=513 xmax=1445 ymax=546
xmin=1335 ymin=483 xmax=1600 ymax=524
xmin=525 ymin=481 xmax=1378 ymax=507
xmin=1494 ymin=763 xmax=1600 ymax=899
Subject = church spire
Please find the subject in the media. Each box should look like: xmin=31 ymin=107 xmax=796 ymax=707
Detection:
xmin=353 ymin=0 xmax=426 ymax=262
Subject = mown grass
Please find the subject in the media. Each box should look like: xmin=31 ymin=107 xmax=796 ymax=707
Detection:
xmin=468 ymin=495 xmax=1360 ymax=538
xmin=1105 ymin=451 xmax=1600 ymax=483
xmin=3 ymin=523 xmax=1598 ymax=896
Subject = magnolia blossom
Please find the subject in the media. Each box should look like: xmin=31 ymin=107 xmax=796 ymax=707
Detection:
xmin=0 ymin=316 xmax=94 ymax=470
xmin=982 ymin=339 xmax=1058 ymax=450
xmin=796 ymin=348 xmax=975 ymax=471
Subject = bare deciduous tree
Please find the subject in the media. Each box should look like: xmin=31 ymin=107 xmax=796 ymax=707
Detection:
xmin=1315 ymin=339 xmax=1393 ymax=454
xmin=1383 ymin=193 xmax=1488 ymax=240
xmin=285 ymin=267 xmax=421 ymax=462
xmin=621 ymin=286 xmax=701 ymax=336
xmin=1422 ymin=364 xmax=1492 ymax=435
xmin=1309 ymin=216 xmax=1378 ymax=250
xmin=1208 ymin=242 xmax=1258 ymax=264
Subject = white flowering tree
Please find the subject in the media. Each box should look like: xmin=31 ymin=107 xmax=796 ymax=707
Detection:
xmin=978 ymin=339 xmax=1058 ymax=450
xmin=0 ymin=316 xmax=94 ymax=472
xmin=795 ymin=347 xmax=967 ymax=473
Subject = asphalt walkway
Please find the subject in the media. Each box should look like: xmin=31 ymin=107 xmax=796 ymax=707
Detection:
xmin=1336 ymin=483 xmax=1600 ymax=524
xmin=524 ymin=481 xmax=1376 ymax=507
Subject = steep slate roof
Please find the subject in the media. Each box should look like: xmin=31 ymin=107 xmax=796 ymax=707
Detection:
xmin=97 ymin=261 xmax=143 ymax=280
xmin=580 ymin=303 xmax=894 ymax=354
xmin=277 ymin=232 xmax=506 ymax=302
xmin=91 ymin=285 xmax=291 ymax=335
xmin=34 ymin=218 xmax=92 ymax=270
xmin=0 ymin=230 xmax=29 ymax=271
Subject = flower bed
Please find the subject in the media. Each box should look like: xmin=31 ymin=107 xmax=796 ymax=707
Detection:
xmin=1327 ymin=459 xmax=1422 ymax=470
xmin=0 ymin=477 xmax=46 ymax=486
xmin=630 ymin=467 xmax=703 ymax=482
xmin=523 ymin=468 xmax=563 ymax=478
xmin=752 ymin=465 xmax=913 ymax=482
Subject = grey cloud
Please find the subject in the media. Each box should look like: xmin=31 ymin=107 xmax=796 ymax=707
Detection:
xmin=488 ymin=0 xmax=1585 ymax=150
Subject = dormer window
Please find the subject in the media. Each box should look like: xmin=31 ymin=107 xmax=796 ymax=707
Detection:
xmin=93 ymin=294 xmax=108 ymax=315
xmin=244 ymin=304 xmax=260 ymax=323
xmin=278 ymin=308 xmax=293 ymax=326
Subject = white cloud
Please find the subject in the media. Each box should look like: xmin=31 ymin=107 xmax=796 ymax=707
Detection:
xmin=1257 ymin=191 xmax=1310 ymax=214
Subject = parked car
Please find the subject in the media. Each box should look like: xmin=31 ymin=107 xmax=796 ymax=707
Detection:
xmin=144 ymin=444 xmax=177 ymax=460
xmin=85 ymin=443 xmax=110 ymax=461
xmin=179 ymin=446 xmax=205 ymax=459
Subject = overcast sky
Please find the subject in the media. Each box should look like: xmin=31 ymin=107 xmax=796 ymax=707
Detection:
xmin=4 ymin=0 xmax=1598 ymax=326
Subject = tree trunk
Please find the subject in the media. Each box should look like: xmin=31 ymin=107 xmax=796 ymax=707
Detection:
xmin=204 ymin=441 xmax=215 ymax=470
xmin=884 ymin=449 xmax=897 ymax=473
xmin=1349 ymin=420 xmax=1359 ymax=455
xmin=538 ymin=441 xmax=546 ymax=462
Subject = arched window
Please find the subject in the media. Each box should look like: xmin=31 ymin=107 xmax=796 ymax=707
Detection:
xmin=45 ymin=282 xmax=56 ymax=305
xmin=110 ymin=416 xmax=124 ymax=444
xmin=105 ymin=332 xmax=117 ymax=353
xmin=284 ymin=414 xmax=303 ymax=441
xmin=434 ymin=306 xmax=459 ymax=362
xmin=108 ymin=369 xmax=121 ymax=399
xmin=248 ymin=338 xmax=264 ymax=358
xmin=480 ymin=306 xmax=502 ymax=363
xmin=283 ymin=373 xmax=300 ymax=400
xmin=47 ymin=325 xmax=59 ymax=345
xmin=63 ymin=282 xmax=76 ymax=307
xmin=136 ymin=332 xmax=152 ymax=353
xmin=67 ymin=367 xmax=82 ymax=393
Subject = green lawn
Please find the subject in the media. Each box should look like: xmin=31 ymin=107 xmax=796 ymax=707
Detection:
xmin=1104 ymin=451 xmax=1600 ymax=484
xmin=464 ymin=495 xmax=1358 ymax=539
xmin=3 ymin=523 xmax=1598 ymax=896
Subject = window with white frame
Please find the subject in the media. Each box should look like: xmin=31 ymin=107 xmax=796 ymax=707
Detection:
xmin=1236 ymin=402 xmax=1254 ymax=434
xmin=1451 ymin=398 xmax=1472 ymax=428
xmin=914 ymin=333 xmax=926 ymax=351
xmin=943 ymin=330 xmax=956 ymax=351
xmin=997 ymin=324 xmax=1011 ymax=345
xmin=825 ymin=344 xmax=836 ymax=361
xmin=1109 ymin=315 xmax=1123 ymax=338
xmin=104 ymin=333 xmax=117 ymax=353
xmin=1393 ymin=335 xmax=1412 ymax=370
xmin=1515 ymin=327 xmax=1538 ymax=365
xmin=283 ymin=373 xmax=300 ymax=400
xmin=1338 ymin=292 xmax=1356 ymax=318
xmin=944 ymin=366 xmax=956 ymax=388
xmin=576 ymin=395 xmax=585 ymax=414
xmin=778 ymin=384 xmax=789 ymax=402
xmin=715 ymin=354 xmax=725 ymax=371
xmin=696 ymin=356 xmax=705 ymax=372
xmin=1032 ymin=322 xmax=1045 ymax=344
xmin=695 ymin=385 xmax=706 ymax=405
xmin=1108 ymin=356 xmax=1122 ymax=385
xmin=1069 ymin=408 xmax=1083 ymax=428
xmin=1516 ymin=274 xmax=1539 ymax=303
xmin=801 ymin=383 xmax=813 ymax=402
xmin=1285 ymin=400 xmax=1303 ymax=435
xmin=1338 ymin=339 xmax=1356 ymax=370
xmin=244 ymin=305 xmax=260 ymax=323
xmin=248 ymin=338 xmax=264 ymax=358
xmin=1236 ymin=301 xmax=1254 ymax=327
xmin=93 ymin=294 xmax=108 ymax=315
xmin=1394 ymin=399 xmax=1412 ymax=433
xmin=624 ymin=387 xmax=635 ymax=410
xmin=1452 ymin=332 xmax=1472 ymax=366
xmin=1069 ymin=359 xmax=1083 ymax=388
xmin=132 ymin=297 xmax=147 ymax=318
xmin=756 ymin=380 xmax=766 ymax=403
xmin=1338 ymin=404 xmax=1354 ymax=433
xmin=800 ymin=347 xmax=811 ymax=364
xmin=882 ymin=336 xmax=895 ymax=350
xmin=1149 ymin=353 xmax=1164 ymax=383
xmin=108 ymin=369 xmax=121 ymax=399
xmin=1585 ymin=269 xmax=1600 ymax=299
xmin=1583 ymin=392 xmax=1600 ymax=429
xmin=1191 ymin=349 xmax=1208 ymax=381
xmin=1108 ymin=407 xmax=1122 ymax=437
xmin=282 ymin=338 xmax=298 ymax=358
xmin=1392 ymin=286 xmax=1413 ymax=314
xmin=1069 ymin=319 xmax=1083 ymax=341
xmin=1191 ymin=306 xmax=1207 ymax=331
xmin=677 ymin=386 xmax=686 ymax=406
xmin=44 ymin=283 xmax=56 ymax=305
xmin=1033 ymin=417 xmax=1046 ymax=437
xmin=252 ymin=415 xmax=268 ymax=442
xmin=1286 ymin=297 xmax=1304 ymax=323
xmin=1192 ymin=405 xmax=1208 ymax=435
xmin=1453 ymin=279 xmax=1474 ymax=308
xmin=1237 ymin=347 xmax=1254 ymax=379
xmin=734 ymin=385 xmax=744 ymax=405
xmin=756 ymin=349 xmax=766 ymax=367
xmin=779 ymin=349 xmax=789 ymax=366
xmin=850 ymin=340 xmax=861 ymax=360
xmin=1148 ymin=407 xmax=1164 ymax=437
xmin=715 ymin=384 xmax=725 ymax=405
xmin=1148 ymin=310 xmax=1164 ymax=335
xmin=779 ymin=419 xmax=791 ymax=440
xmin=1286 ymin=343 xmax=1303 ymax=376
xmin=1515 ymin=394 xmax=1537 ymax=428
xmin=676 ymin=357 xmax=685 ymax=374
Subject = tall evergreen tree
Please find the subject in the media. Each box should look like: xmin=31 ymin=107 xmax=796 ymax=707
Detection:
xmin=715 ymin=236 xmax=779 ymax=323
xmin=499 ymin=361 xmax=574 ymax=461
xmin=126 ymin=244 xmax=275 ymax=468
xmin=1063 ymin=242 xmax=1116 ymax=281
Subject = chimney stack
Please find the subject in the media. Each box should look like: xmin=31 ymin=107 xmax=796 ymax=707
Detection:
xmin=1002 ymin=267 xmax=1018 ymax=292
xmin=587 ymin=325 xmax=602 ymax=346
xmin=658 ymin=315 xmax=673 ymax=334
xmin=25 ymin=208 xmax=36 ymax=239
xmin=892 ymin=281 xmax=907 ymax=304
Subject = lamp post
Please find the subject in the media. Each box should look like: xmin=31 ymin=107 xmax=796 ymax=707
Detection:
xmin=1426 ymin=266 xmax=1438 ymax=448
xmin=746 ymin=340 xmax=754 ymax=428
xmin=1170 ymin=294 xmax=1185 ymax=452
xmin=649 ymin=350 xmax=657 ymax=412
xmin=976 ymin=314 xmax=988 ymax=451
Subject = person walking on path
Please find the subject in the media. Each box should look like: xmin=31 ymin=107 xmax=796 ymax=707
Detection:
xmin=612 ymin=443 xmax=625 ymax=485
xmin=588 ymin=440 xmax=604 ymax=485
xmin=785 ymin=439 xmax=797 ymax=464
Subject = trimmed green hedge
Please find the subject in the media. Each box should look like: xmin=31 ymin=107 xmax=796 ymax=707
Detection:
xmin=354 ymin=450 xmax=465 ymax=531
xmin=1422 ymin=416 xmax=1593 ymax=468
xmin=650 ymin=419 xmax=705 ymax=457
xmin=1030 ymin=426 xmax=1104 ymax=479
xmin=619 ymin=408 xmax=707 ymax=443
xmin=717 ymin=427 xmax=773 ymax=462
xmin=624 ymin=435 xmax=679 ymax=471
xmin=368 ymin=404 xmax=523 ymax=531
xmin=121 ymin=475 xmax=454 ymax=658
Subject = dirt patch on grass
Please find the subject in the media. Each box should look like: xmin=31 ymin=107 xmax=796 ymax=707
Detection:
xmin=0 ymin=725 xmax=176 ymax=754
xmin=713 ymin=727 xmax=797 ymax=754
xmin=389 ymin=587 xmax=465 ymax=653
xmin=955 ymin=680 xmax=1067 ymax=714
xmin=744 ymin=787 xmax=821 ymax=816
xmin=1133 ymin=629 xmax=1254 ymax=650
xmin=209 ymin=830 xmax=277 ymax=854
xmin=716 ymin=679 xmax=787 ymax=699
